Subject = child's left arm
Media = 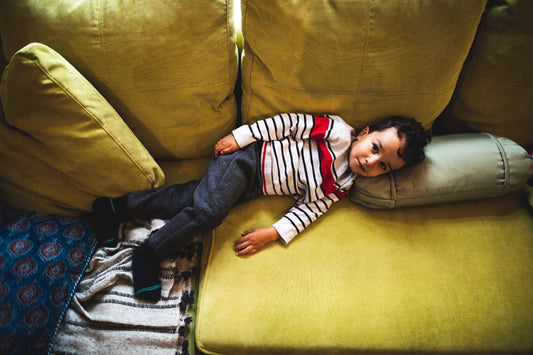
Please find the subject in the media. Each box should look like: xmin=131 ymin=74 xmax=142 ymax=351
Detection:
xmin=233 ymin=189 xmax=348 ymax=256
xmin=233 ymin=227 xmax=281 ymax=256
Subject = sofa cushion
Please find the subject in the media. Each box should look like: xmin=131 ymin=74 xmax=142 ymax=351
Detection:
xmin=0 ymin=0 xmax=239 ymax=159
xmin=0 ymin=42 xmax=164 ymax=216
xmin=240 ymin=0 xmax=485 ymax=130
xmin=441 ymin=0 xmax=533 ymax=148
xmin=349 ymin=133 xmax=532 ymax=209
xmin=197 ymin=193 xmax=533 ymax=353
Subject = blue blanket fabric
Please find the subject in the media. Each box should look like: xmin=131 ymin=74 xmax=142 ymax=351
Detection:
xmin=0 ymin=202 xmax=97 ymax=355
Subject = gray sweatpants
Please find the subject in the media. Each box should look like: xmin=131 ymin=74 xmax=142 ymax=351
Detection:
xmin=124 ymin=142 xmax=263 ymax=260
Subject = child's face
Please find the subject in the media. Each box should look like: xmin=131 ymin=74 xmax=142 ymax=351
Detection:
xmin=348 ymin=126 xmax=405 ymax=177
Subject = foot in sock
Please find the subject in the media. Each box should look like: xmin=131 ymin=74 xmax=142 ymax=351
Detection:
xmin=92 ymin=196 xmax=128 ymax=220
xmin=91 ymin=197 xmax=128 ymax=247
xmin=92 ymin=217 xmax=120 ymax=247
xmin=89 ymin=214 xmax=120 ymax=247
xmin=132 ymin=244 xmax=162 ymax=301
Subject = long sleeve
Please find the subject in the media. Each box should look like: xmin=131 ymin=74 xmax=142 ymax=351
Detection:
xmin=232 ymin=113 xmax=356 ymax=243
xmin=273 ymin=189 xmax=349 ymax=244
xmin=232 ymin=113 xmax=335 ymax=148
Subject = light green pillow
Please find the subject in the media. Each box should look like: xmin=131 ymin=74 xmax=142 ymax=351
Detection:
xmin=241 ymin=0 xmax=486 ymax=130
xmin=349 ymin=133 xmax=532 ymax=209
xmin=0 ymin=42 xmax=165 ymax=216
xmin=0 ymin=0 xmax=239 ymax=159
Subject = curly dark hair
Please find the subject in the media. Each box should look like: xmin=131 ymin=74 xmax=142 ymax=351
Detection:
xmin=368 ymin=116 xmax=432 ymax=167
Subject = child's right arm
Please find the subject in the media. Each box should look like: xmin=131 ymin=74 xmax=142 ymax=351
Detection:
xmin=214 ymin=133 xmax=240 ymax=158
xmin=215 ymin=113 xmax=321 ymax=157
xmin=232 ymin=113 xmax=341 ymax=148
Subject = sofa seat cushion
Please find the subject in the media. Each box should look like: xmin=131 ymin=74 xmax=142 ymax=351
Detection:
xmin=196 ymin=193 xmax=533 ymax=354
xmin=0 ymin=43 xmax=164 ymax=216
xmin=0 ymin=0 xmax=239 ymax=159
xmin=240 ymin=0 xmax=485 ymax=130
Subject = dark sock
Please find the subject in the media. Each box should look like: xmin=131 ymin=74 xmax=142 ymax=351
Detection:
xmin=92 ymin=196 xmax=128 ymax=220
xmin=89 ymin=214 xmax=120 ymax=247
xmin=132 ymin=244 xmax=162 ymax=301
xmin=91 ymin=197 xmax=129 ymax=247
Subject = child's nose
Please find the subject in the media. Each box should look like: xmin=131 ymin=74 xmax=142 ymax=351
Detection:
xmin=366 ymin=155 xmax=379 ymax=166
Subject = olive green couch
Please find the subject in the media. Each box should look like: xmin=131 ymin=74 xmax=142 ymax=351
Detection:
xmin=1 ymin=0 xmax=532 ymax=354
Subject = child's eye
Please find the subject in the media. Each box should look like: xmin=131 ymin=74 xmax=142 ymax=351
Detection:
xmin=372 ymin=143 xmax=378 ymax=152
xmin=380 ymin=162 xmax=387 ymax=170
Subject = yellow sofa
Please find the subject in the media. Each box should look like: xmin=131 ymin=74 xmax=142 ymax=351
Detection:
xmin=1 ymin=0 xmax=532 ymax=354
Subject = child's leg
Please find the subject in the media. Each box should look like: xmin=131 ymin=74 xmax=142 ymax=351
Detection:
xmin=132 ymin=143 xmax=263 ymax=300
xmin=93 ymin=181 xmax=198 ymax=221
xmin=124 ymin=181 xmax=199 ymax=220
xmin=92 ymin=181 xmax=199 ymax=246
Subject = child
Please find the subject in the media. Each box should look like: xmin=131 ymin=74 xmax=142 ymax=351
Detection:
xmin=92 ymin=113 xmax=431 ymax=301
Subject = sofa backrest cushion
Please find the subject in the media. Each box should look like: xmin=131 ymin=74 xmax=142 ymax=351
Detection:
xmin=349 ymin=133 xmax=532 ymax=209
xmin=0 ymin=0 xmax=239 ymax=160
xmin=240 ymin=0 xmax=485 ymax=131
xmin=0 ymin=43 xmax=165 ymax=216
xmin=440 ymin=0 xmax=533 ymax=148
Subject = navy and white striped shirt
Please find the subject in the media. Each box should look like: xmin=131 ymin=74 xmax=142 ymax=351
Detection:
xmin=232 ymin=113 xmax=357 ymax=243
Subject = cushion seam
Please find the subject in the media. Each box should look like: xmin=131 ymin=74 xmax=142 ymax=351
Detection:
xmin=483 ymin=132 xmax=510 ymax=195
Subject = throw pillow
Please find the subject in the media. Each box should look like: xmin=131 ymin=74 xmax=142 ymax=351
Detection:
xmin=0 ymin=42 xmax=165 ymax=216
xmin=349 ymin=133 xmax=532 ymax=209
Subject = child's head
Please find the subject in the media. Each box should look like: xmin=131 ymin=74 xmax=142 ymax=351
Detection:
xmin=349 ymin=116 xmax=431 ymax=177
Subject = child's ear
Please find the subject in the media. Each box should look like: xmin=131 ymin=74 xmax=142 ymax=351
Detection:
xmin=356 ymin=126 xmax=370 ymax=140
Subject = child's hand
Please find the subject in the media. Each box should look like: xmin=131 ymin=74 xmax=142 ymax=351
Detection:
xmin=214 ymin=134 xmax=240 ymax=158
xmin=233 ymin=227 xmax=280 ymax=256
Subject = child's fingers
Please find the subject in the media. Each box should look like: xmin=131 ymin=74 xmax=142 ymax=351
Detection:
xmin=234 ymin=229 xmax=257 ymax=243
xmin=233 ymin=238 xmax=249 ymax=255
xmin=214 ymin=140 xmax=226 ymax=157
xmin=214 ymin=141 xmax=229 ymax=157
xmin=233 ymin=239 xmax=248 ymax=249
xmin=233 ymin=234 xmax=251 ymax=249
xmin=214 ymin=134 xmax=239 ymax=158
xmin=235 ymin=245 xmax=255 ymax=256
xmin=233 ymin=232 xmax=254 ymax=256
xmin=214 ymin=144 xmax=233 ymax=158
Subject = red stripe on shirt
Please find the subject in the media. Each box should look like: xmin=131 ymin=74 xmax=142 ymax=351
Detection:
xmin=261 ymin=142 xmax=268 ymax=195
xmin=310 ymin=116 xmax=337 ymax=195
xmin=309 ymin=116 xmax=331 ymax=140
xmin=317 ymin=140 xmax=336 ymax=195
xmin=335 ymin=189 xmax=349 ymax=199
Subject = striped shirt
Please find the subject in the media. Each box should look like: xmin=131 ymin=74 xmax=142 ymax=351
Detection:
xmin=232 ymin=113 xmax=357 ymax=244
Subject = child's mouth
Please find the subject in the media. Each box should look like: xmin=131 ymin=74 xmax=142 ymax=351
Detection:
xmin=357 ymin=159 xmax=366 ymax=172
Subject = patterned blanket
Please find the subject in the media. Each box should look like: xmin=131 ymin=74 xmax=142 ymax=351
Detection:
xmin=0 ymin=203 xmax=97 ymax=355
xmin=52 ymin=219 xmax=201 ymax=355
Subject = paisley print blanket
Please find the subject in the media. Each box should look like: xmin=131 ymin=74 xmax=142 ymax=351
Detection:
xmin=0 ymin=203 xmax=97 ymax=355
